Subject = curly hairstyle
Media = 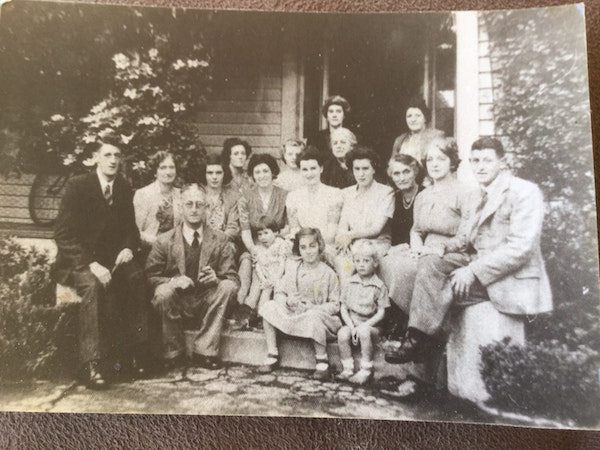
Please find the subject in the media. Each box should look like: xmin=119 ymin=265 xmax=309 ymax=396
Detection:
xmin=321 ymin=95 xmax=351 ymax=119
xmin=387 ymin=153 xmax=424 ymax=186
xmin=247 ymin=153 xmax=280 ymax=180
xmin=292 ymin=227 xmax=326 ymax=257
xmin=425 ymin=137 xmax=461 ymax=173
xmin=147 ymin=150 xmax=177 ymax=177
xmin=199 ymin=152 xmax=232 ymax=186
xmin=346 ymin=146 xmax=380 ymax=173
xmin=221 ymin=137 xmax=252 ymax=168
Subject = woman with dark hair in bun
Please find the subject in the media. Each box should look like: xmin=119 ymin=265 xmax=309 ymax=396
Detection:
xmin=390 ymin=97 xmax=444 ymax=166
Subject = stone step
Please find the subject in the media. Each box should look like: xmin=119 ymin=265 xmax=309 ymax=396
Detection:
xmin=185 ymin=329 xmax=414 ymax=381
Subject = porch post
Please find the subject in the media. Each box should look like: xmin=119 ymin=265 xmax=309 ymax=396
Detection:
xmin=454 ymin=11 xmax=479 ymax=186
xmin=281 ymin=27 xmax=305 ymax=143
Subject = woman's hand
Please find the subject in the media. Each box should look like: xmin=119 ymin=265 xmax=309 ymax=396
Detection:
xmin=334 ymin=233 xmax=353 ymax=253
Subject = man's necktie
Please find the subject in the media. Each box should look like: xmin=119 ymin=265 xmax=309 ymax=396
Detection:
xmin=192 ymin=231 xmax=200 ymax=248
xmin=103 ymin=184 xmax=113 ymax=206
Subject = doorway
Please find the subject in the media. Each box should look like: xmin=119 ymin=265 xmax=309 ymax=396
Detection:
xmin=304 ymin=13 xmax=455 ymax=162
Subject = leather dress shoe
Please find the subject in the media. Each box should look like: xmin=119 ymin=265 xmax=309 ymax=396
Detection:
xmin=192 ymin=353 xmax=222 ymax=370
xmin=384 ymin=330 xmax=432 ymax=364
xmin=79 ymin=361 xmax=109 ymax=390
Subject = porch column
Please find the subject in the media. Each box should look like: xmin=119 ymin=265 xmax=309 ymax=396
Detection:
xmin=281 ymin=27 xmax=304 ymax=143
xmin=454 ymin=11 xmax=479 ymax=186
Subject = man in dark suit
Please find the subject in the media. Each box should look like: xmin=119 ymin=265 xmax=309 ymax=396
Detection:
xmin=145 ymin=184 xmax=240 ymax=370
xmin=54 ymin=135 xmax=149 ymax=389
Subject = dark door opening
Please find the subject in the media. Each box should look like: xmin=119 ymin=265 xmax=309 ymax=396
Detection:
xmin=307 ymin=13 xmax=455 ymax=162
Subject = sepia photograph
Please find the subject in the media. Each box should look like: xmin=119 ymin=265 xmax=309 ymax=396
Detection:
xmin=0 ymin=0 xmax=598 ymax=430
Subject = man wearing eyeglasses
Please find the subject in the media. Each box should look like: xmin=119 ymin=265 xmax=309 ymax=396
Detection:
xmin=145 ymin=183 xmax=240 ymax=370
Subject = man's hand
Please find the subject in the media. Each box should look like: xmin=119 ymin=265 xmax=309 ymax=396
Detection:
xmin=170 ymin=275 xmax=195 ymax=290
xmin=114 ymin=248 xmax=134 ymax=267
xmin=89 ymin=262 xmax=111 ymax=287
xmin=450 ymin=266 xmax=476 ymax=301
xmin=197 ymin=266 xmax=218 ymax=287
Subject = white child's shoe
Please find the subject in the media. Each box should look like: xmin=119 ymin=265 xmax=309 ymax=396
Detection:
xmin=349 ymin=361 xmax=373 ymax=385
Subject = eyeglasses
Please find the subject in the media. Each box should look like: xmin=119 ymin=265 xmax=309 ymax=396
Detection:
xmin=183 ymin=201 xmax=208 ymax=209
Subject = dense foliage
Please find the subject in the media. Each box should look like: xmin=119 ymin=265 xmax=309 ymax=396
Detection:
xmin=480 ymin=6 xmax=600 ymax=424
xmin=0 ymin=237 xmax=76 ymax=380
xmin=0 ymin=2 xmax=213 ymax=185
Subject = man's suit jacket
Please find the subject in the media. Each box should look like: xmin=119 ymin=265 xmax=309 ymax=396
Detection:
xmin=133 ymin=180 xmax=182 ymax=246
xmin=446 ymin=171 xmax=552 ymax=315
xmin=145 ymin=224 xmax=240 ymax=291
xmin=53 ymin=172 xmax=140 ymax=284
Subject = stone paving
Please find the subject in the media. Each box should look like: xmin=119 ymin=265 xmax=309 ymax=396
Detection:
xmin=0 ymin=364 xmax=494 ymax=423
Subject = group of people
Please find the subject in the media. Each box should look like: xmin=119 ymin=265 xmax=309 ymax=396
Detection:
xmin=53 ymin=95 xmax=552 ymax=401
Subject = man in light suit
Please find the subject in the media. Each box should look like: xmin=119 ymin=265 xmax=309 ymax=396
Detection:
xmin=386 ymin=137 xmax=553 ymax=363
xmin=145 ymin=184 xmax=240 ymax=370
xmin=54 ymin=135 xmax=149 ymax=389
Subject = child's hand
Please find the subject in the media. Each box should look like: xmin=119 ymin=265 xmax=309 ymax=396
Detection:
xmin=260 ymin=280 xmax=273 ymax=290
xmin=286 ymin=294 xmax=299 ymax=309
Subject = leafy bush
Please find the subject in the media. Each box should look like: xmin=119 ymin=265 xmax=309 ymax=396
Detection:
xmin=481 ymin=338 xmax=600 ymax=425
xmin=40 ymin=36 xmax=211 ymax=187
xmin=0 ymin=237 xmax=76 ymax=380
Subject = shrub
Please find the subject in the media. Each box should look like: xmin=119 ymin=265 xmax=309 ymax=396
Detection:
xmin=481 ymin=338 xmax=600 ymax=425
xmin=0 ymin=237 xmax=76 ymax=380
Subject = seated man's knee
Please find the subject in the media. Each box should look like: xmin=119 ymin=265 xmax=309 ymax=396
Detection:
xmin=153 ymin=283 xmax=176 ymax=310
xmin=218 ymin=279 xmax=238 ymax=294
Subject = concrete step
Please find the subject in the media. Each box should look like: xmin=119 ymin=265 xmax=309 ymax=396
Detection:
xmin=185 ymin=329 xmax=413 ymax=381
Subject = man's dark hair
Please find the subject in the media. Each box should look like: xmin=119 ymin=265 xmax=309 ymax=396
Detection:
xmin=471 ymin=137 xmax=505 ymax=158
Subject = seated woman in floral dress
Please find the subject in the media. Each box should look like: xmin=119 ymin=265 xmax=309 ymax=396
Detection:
xmin=221 ymin=137 xmax=253 ymax=196
xmin=199 ymin=153 xmax=241 ymax=242
xmin=334 ymin=146 xmax=395 ymax=282
xmin=259 ymin=228 xmax=341 ymax=380
xmin=133 ymin=150 xmax=182 ymax=252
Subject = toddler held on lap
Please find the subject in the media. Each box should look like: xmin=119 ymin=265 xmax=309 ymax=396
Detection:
xmin=336 ymin=240 xmax=389 ymax=385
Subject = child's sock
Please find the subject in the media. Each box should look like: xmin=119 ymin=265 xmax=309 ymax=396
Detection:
xmin=349 ymin=360 xmax=373 ymax=385
xmin=315 ymin=354 xmax=329 ymax=372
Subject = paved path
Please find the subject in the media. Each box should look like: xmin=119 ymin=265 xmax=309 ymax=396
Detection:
xmin=1 ymin=364 xmax=495 ymax=423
